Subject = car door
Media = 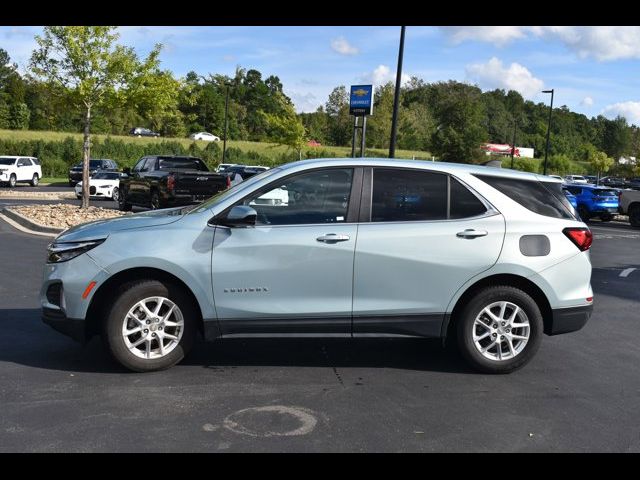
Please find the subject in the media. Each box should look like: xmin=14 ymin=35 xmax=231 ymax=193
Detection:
xmin=352 ymin=167 xmax=506 ymax=337
xmin=128 ymin=158 xmax=148 ymax=202
xmin=211 ymin=167 xmax=361 ymax=336
xmin=17 ymin=158 xmax=32 ymax=181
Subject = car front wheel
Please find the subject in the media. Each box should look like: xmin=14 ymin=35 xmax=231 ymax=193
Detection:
xmin=102 ymin=280 xmax=197 ymax=372
xmin=118 ymin=189 xmax=132 ymax=211
xmin=9 ymin=174 xmax=16 ymax=188
xmin=456 ymin=286 xmax=543 ymax=374
xmin=577 ymin=205 xmax=590 ymax=222
xmin=111 ymin=187 xmax=119 ymax=202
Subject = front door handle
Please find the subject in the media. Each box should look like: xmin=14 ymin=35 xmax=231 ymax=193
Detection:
xmin=456 ymin=229 xmax=488 ymax=239
xmin=316 ymin=233 xmax=350 ymax=244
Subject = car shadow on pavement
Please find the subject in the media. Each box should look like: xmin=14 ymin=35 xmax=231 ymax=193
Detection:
xmin=188 ymin=337 xmax=472 ymax=374
xmin=591 ymin=265 xmax=640 ymax=303
xmin=0 ymin=308 xmax=472 ymax=374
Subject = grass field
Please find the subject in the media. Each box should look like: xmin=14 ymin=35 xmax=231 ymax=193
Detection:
xmin=0 ymin=129 xmax=432 ymax=162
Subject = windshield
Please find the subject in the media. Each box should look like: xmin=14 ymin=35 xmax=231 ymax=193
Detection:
xmin=189 ymin=167 xmax=283 ymax=214
xmin=0 ymin=158 xmax=17 ymax=165
xmin=92 ymin=172 xmax=120 ymax=180
xmin=158 ymin=157 xmax=206 ymax=170
xmin=593 ymin=189 xmax=618 ymax=196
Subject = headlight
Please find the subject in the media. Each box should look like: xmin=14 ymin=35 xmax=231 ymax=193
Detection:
xmin=47 ymin=239 xmax=105 ymax=263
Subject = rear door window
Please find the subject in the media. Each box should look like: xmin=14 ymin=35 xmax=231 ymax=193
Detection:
xmin=475 ymin=175 xmax=575 ymax=220
xmin=450 ymin=177 xmax=487 ymax=219
xmin=371 ymin=169 xmax=448 ymax=222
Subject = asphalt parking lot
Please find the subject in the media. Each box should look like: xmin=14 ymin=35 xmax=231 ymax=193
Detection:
xmin=0 ymin=207 xmax=639 ymax=452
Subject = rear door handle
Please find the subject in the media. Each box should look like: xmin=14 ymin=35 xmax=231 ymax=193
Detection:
xmin=316 ymin=233 xmax=350 ymax=244
xmin=456 ymin=229 xmax=488 ymax=239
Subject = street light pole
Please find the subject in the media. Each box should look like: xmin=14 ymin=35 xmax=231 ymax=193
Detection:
xmin=510 ymin=119 xmax=517 ymax=169
xmin=222 ymin=83 xmax=230 ymax=163
xmin=389 ymin=26 xmax=406 ymax=159
xmin=542 ymin=89 xmax=554 ymax=176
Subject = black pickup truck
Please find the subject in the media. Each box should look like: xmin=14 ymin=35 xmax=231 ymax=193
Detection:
xmin=118 ymin=155 xmax=230 ymax=211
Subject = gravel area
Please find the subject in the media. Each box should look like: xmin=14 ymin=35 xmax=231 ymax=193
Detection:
xmin=10 ymin=203 xmax=130 ymax=229
xmin=0 ymin=190 xmax=75 ymax=199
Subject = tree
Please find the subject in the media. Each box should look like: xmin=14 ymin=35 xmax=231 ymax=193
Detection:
xmin=262 ymin=93 xmax=306 ymax=159
xmin=429 ymin=81 xmax=488 ymax=163
xmin=30 ymin=26 xmax=162 ymax=208
xmin=590 ymin=150 xmax=614 ymax=181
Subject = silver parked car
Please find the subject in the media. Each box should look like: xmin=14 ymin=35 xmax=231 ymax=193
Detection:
xmin=41 ymin=158 xmax=593 ymax=373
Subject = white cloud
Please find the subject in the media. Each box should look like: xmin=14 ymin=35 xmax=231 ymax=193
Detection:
xmin=441 ymin=26 xmax=640 ymax=62
xmin=602 ymin=101 xmax=640 ymax=125
xmin=443 ymin=26 xmax=528 ymax=46
xmin=289 ymin=91 xmax=319 ymax=113
xmin=466 ymin=57 xmax=544 ymax=98
xmin=581 ymin=96 xmax=594 ymax=107
xmin=330 ymin=36 xmax=359 ymax=55
xmin=361 ymin=64 xmax=410 ymax=86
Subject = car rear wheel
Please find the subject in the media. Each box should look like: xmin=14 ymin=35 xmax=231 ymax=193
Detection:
xmin=629 ymin=204 xmax=640 ymax=228
xmin=118 ymin=189 xmax=132 ymax=211
xmin=150 ymin=190 xmax=161 ymax=210
xmin=9 ymin=174 xmax=16 ymax=188
xmin=456 ymin=286 xmax=543 ymax=374
xmin=31 ymin=174 xmax=39 ymax=186
xmin=577 ymin=205 xmax=590 ymax=222
xmin=102 ymin=280 xmax=197 ymax=372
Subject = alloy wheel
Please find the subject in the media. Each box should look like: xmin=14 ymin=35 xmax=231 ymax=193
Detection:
xmin=472 ymin=301 xmax=530 ymax=361
xmin=121 ymin=296 xmax=184 ymax=359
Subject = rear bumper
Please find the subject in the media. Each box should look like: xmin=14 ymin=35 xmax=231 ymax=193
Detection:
xmin=547 ymin=304 xmax=593 ymax=335
xmin=42 ymin=307 xmax=86 ymax=343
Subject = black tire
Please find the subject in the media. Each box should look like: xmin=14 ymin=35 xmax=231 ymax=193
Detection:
xmin=9 ymin=174 xmax=16 ymax=188
xmin=456 ymin=286 xmax=543 ymax=374
xmin=150 ymin=190 xmax=161 ymax=210
xmin=76 ymin=195 xmax=82 ymax=200
xmin=600 ymin=213 xmax=613 ymax=222
xmin=102 ymin=280 xmax=197 ymax=372
xmin=629 ymin=204 xmax=640 ymax=228
xmin=111 ymin=187 xmax=119 ymax=202
xmin=577 ymin=205 xmax=590 ymax=222
xmin=31 ymin=173 xmax=39 ymax=186
xmin=69 ymin=181 xmax=76 ymax=187
xmin=118 ymin=188 xmax=132 ymax=211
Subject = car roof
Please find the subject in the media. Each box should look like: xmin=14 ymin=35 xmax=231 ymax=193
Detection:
xmin=277 ymin=157 xmax=560 ymax=183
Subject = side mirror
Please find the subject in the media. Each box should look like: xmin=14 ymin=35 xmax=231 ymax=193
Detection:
xmin=123 ymin=167 xmax=131 ymax=175
xmin=214 ymin=205 xmax=257 ymax=228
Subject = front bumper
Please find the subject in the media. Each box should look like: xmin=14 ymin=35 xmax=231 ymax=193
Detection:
xmin=547 ymin=304 xmax=593 ymax=335
xmin=42 ymin=307 xmax=86 ymax=343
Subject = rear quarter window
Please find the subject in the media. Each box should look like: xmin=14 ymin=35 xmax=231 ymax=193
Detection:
xmin=474 ymin=175 xmax=575 ymax=220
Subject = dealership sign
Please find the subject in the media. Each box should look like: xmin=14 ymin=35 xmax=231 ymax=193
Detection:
xmin=349 ymin=85 xmax=374 ymax=116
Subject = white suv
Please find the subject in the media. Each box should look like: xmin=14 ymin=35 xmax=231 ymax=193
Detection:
xmin=0 ymin=156 xmax=42 ymax=187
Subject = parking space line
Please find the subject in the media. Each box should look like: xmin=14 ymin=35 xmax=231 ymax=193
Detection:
xmin=620 ymin=268 xmax=637 ymax=278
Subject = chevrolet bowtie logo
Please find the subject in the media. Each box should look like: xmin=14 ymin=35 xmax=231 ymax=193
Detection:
xmin=352 ymin=88 xmax=368 ymax=97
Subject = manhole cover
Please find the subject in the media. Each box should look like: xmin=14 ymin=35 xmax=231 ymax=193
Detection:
xmin=223 ymin=405 xmax=317 ymax=437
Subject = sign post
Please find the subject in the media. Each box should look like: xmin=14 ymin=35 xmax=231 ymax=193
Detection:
xmin=349 ymin=85 xmax=374 ymax=158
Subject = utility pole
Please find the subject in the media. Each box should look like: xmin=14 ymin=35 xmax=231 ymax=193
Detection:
xmin=222 ymin=83 xmax=230 ymax=163
xmin=510 ymin=120 xmax=517 ymax=169
xmin=542 ymin=89 xmax=554 ymax=175
xmin=389 ymin=26 xmax=406 ymax=158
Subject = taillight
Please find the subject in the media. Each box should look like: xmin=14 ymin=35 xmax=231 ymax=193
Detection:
xmin=563 ymin=227 xmax=593 ymax=251
xmin=167 ymin=175 xmax=175 ymax=192
xmin=226 ymin=175 xmax=231 ymax=188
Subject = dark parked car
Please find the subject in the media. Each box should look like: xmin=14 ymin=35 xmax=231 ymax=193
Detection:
xmin=600 ymin=176 xmax=627 ymax=188
xmin=219 ymin=164 xmax=269 ymax=180
xmin=68 ymin=159 xmax=119 ymax=187
xmin=118 ymin=155 xmax=232 ymax=211
xmin=627 ymin=177 xmax=640 ymax=190
xmin=129 ymin=127 xmax=160 ymax=138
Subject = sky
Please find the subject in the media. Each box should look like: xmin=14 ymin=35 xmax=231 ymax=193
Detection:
xmin=2 ymin=25 xmax=640 ymax=124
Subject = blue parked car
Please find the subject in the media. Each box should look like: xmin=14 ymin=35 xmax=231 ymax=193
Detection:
xmin=564 ymin=184 xmax=620 ymax=222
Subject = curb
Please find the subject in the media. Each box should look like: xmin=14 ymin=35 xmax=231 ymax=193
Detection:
xmin=1 ymin=207 xmax=64 ymax=234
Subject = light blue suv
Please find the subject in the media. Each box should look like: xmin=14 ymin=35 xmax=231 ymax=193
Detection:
xmin=41 ymin=159 xmax=593 ymax=373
